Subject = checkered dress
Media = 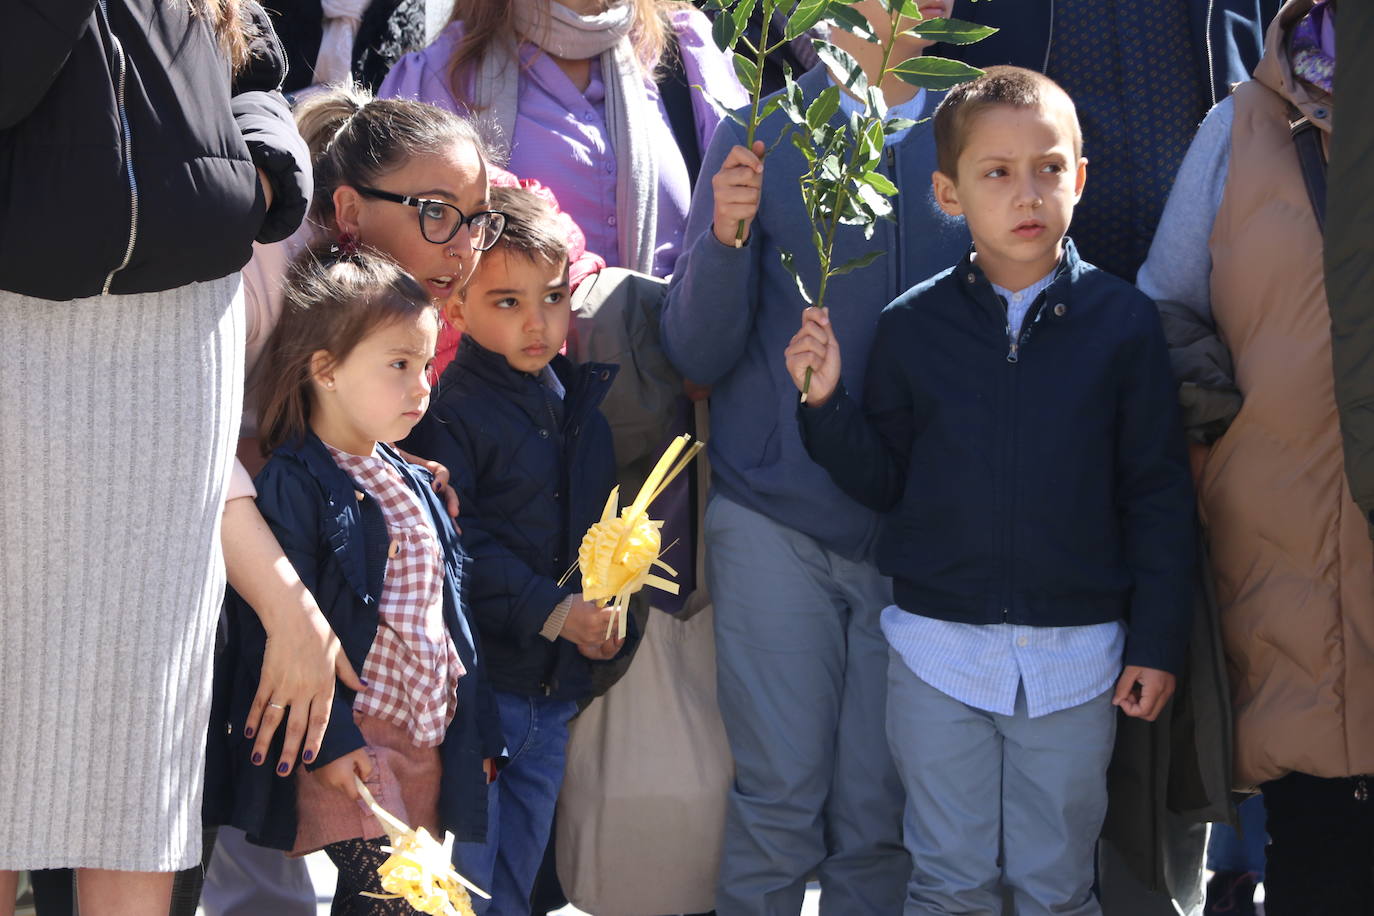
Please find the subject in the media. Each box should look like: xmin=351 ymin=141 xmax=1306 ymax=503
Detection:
xmin=328 ymin=446 xmax=464 ymax=747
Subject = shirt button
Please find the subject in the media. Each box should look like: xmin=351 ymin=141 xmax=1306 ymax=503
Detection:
xmin=607 ymin=215 xmax=617 ymax=227
xmin=539 ymin=428 xmax=550 ymax=438
xmin=1016 ymin=635 xmax=1029 ymax=648
xmin=388 ymin=540 xmax=401 ymax=559
xmin=966 ymin=272 xmax=976 ymax=284
xmin=605 ymin=162 xmax=614 ymax=174
xmin=583 ymin=111 xmax=594 ymax=121
xmin=1053 ymin=303 xmax=1067 ymax=317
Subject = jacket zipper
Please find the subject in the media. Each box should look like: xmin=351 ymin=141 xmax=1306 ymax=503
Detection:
xmin=1203 ymin=0 xmax=1218 ymax=107
xmin=1041 ymin=0 xmax=1057 ymax=73
xmin=98 ymin=0 xmax=140 ymax=295
xmin=1004 ymin=294 xmax=1048 ymax=364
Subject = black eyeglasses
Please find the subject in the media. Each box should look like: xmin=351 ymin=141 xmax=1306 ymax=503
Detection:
xmin=355 ymin=186 xmax=507 ymax=250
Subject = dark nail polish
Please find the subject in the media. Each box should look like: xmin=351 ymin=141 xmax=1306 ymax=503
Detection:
xmin=360 ymin=678 xmax=370 ymax=687
xmin=303 ymin=749 xmax=314 ymax=763
xmin=243 ymin=726 xmax=255 ymax=739
xmin=251 ymin=752 xmax=263 ymax=765
xmin=277 ymin=762 xmax=290 ymax=775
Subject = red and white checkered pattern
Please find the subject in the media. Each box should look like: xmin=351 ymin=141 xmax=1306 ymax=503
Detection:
xmin=328 ymin=446 xmax=464 ymax=747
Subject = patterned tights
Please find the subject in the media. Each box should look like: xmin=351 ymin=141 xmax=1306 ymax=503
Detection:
xmin=323 ymin=837 xmax=412 ymax=915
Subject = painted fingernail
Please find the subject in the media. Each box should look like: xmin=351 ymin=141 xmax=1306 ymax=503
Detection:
xmin=243 ymin=726 xmax=255 ymax=739
xmin=360 ymin=678 xmax=370 ymax=686
xmin=303 ymin=749 xmax=315 ymax=763
xmin=277 ymin=762 xmax=291 ymax=775
xmin=251 ymin=752 xmax=263 ymax=765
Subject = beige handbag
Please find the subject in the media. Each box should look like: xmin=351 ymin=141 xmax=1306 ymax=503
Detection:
xmin=555 ymin=601 xmax=732 ymax=916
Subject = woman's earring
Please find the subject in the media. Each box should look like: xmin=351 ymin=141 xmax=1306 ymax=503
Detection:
xmin=332 ymin=232 xmax=361 ymax=258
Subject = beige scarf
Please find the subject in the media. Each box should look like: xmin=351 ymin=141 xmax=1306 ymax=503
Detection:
xmin=468 ymin=1 xmax=659 ymax=274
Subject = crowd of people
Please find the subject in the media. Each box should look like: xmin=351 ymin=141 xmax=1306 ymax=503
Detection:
xmin=1 ymin=1 xmax=1370 ymax=916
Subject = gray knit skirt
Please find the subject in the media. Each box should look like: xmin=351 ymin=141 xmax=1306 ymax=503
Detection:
xmin=0 ymin=274 xmax=244 ymax=871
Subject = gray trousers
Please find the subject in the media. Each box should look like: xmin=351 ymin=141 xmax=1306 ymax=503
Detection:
xmin=886 ymin=651 xmax=1116 ymax=916
xmin=200 ymin=828 xmax=315 ymax=916
xmin=706 ymin=496 xmax=907 ymax=915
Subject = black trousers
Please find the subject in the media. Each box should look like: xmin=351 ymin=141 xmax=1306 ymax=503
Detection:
xmin=1261 ymin=771 xmax=1374 ymax=916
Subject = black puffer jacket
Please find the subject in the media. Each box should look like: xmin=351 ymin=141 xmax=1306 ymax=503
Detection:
xmin=402 ymin=336 xmax=634 ymax=701
xmin=0 ymin=0 xmax=310 ymax=301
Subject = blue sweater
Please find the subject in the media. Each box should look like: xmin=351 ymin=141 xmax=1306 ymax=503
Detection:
xmin=797 ymin=242 xmax=1196 ymax=674
xmin=661 ymin=64 xmax=969 ymax=559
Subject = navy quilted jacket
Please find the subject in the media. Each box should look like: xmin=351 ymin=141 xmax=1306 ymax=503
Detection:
xmin=204 ymin=436 xmax=502 ymax=850
xmin=402 ymin=336 xmax=629 ymax=701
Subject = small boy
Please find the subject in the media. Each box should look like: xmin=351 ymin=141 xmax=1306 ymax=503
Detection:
xmin=401 ymin=185 xmax=626 ymax=915
xmin=785 ymin=66 xmax=1195 ymax=914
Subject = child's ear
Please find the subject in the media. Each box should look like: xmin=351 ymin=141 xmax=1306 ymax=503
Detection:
xmin=444 ymin=295 xmax=468 ymax=332
xmin=333 ymin=185 xmax=363 ymax=237
xmin=932 ymin=170 xmax=963 ymax=217
xmin=1073 ymin=156 xmax=1088 ymax=201
xmin=309 ymin=349 xmax=338 ymax=391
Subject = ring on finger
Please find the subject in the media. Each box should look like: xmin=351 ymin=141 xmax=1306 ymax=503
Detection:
xmin=268 ymin=702 xmax=287 ymax=710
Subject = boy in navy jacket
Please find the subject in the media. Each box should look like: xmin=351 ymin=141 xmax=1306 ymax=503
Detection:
xmin=785 ymin=67 xmax=1194 ymax=914
xmin=401 ymin=186 xmax=627 ymax=914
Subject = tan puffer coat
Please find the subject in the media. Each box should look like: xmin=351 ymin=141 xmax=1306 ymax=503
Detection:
xmin=1203 ymin=0 xmax=1374 ymax=788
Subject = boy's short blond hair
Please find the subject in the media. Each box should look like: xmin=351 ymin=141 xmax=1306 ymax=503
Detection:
xmin=933 ymin=66 xmax=1083 ymax=178
xmin=486 ymin=186 xmax=569 ymax=268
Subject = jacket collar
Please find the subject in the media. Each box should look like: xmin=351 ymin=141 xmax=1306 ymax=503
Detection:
xmin=956 ymin=236 xmax=1082 ymax=325
xmin=272 ymin=432 xmax=416 ymax=604
xmin=1255 ymin=0 xmax=1332 ymax=133
xmin=448 ymin=333 xmax=618 ymax=429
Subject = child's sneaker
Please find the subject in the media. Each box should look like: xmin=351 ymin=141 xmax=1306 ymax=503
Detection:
xmin=1204 ymin=870 xmax=1258 ymax=915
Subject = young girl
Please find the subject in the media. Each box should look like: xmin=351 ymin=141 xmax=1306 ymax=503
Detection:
xmin=205 ymin=251 xmax=501 ymax=915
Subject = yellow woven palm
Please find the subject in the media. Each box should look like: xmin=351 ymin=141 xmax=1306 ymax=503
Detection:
xmin=355 ymin=776 xmax=489 ymax=916
xmin=569 ymin=434 xmax=704 ymax=639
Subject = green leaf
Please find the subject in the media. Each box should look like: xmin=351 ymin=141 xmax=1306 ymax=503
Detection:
xmin=830 ymin=249 xmax=886 ymax=277
xmin=813 ymin=40 xmax=868 ymax=96
xmin=732 ymin=51 xmax=761 ymax=95
xmin=882 ymin=116 xmax=918 ymax=135
xmin=805 ymin=85 xmax=841 ymax=133
xmin=861 ymin=119 xmax=885 ymax=160
xmin=855 ymin=179 xmax=895 ymax=217
xmin=785 ymin=0 xmax=833 ymax=40
xmin=711 ymin=12 xmax=740 ymax=53
xmin=888 ymin=56 xmax=984 ymax=91
xmin=863 ymin=85 xmax=888 ymax=121
xmin=827 ymin=3 xmax=879 ymax=43
xmin=902 ymin=17 xmax=998 ymax=45
xmin=790 ymin=128 xmax=814 ymax=158
xmin=694 ymin=83 xmax=747 ymax=125
xmin=701 ymin=0 xmax=735 ymax=10
xmin=819 ymin=152 xmax=842 ymax=181
xmin=732 ymin=0 xmax=759 ymax=38
xmin=779 ymin=249 xmax=815 ymax=305
xmin=862 ymin=170 xmax=899 ymax=196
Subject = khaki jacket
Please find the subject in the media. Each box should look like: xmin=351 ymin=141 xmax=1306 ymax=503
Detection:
xmin=1204 ymin=0 xmax=1374 ymax=787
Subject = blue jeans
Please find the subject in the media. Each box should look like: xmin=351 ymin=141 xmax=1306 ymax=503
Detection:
xmin=454 ymin=690 xmax=578 ymax=916
xmin=1207 ymin=793 xmax=1268 ymax=880
xmin=706 ymin=495 xmax=907 ymax=915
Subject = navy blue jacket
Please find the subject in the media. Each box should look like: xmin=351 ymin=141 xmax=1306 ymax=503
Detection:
xmin=798 ymin=241 xmax=1195 ymax=674
xmin=401 ymin=336 xmax=630 ymax=701
xmin=204 ymin=436 xmax=502 ymax=850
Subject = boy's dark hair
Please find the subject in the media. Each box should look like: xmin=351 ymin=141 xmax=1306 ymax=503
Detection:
xmin=933 ymin=65 xmax=1083 ymax=178
xmin=255 ymin=248 xmax=433 ymax=453
xmin=485 ymin=185 xmax=570 ymax=267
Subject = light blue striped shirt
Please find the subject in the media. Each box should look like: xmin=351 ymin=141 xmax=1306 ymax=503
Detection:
xmin=882 ymin=268 xmax=1123 ymax=719
xmin=832 ymin=79 xmax=926 ymax=146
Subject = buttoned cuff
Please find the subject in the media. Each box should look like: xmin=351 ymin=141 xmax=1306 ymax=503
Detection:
xmin=540 ymin=594 xmax=575 ymax=642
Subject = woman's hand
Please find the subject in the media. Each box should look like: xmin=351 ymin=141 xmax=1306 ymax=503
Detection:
xmin=397 ymin=447 xmax=461 ymax=521
xmin=222 ymin=497 xmax=365 ymax=776
xmin=316 ymin=747 xmax=374 ymax=800
xmin=712 ymin=141 xmax=765 ymax=247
